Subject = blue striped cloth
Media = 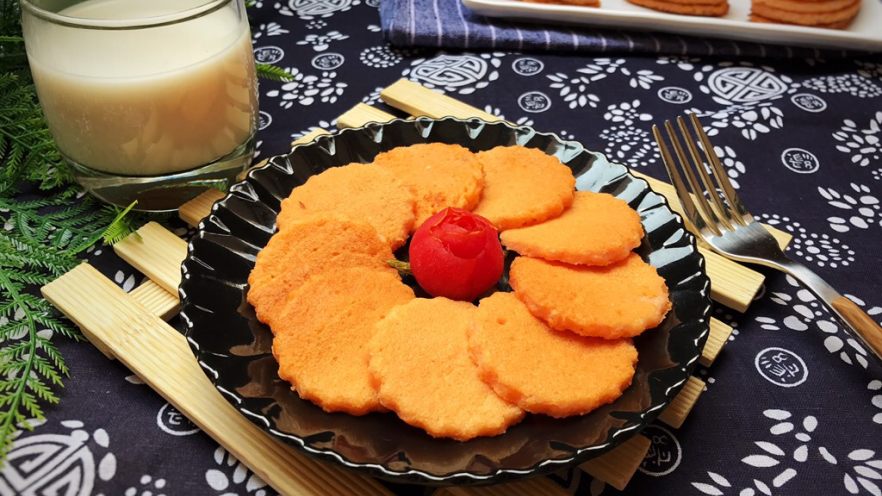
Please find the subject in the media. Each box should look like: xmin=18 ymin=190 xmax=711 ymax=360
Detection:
xmin=378 ymin=0 xmax=846 ymax=58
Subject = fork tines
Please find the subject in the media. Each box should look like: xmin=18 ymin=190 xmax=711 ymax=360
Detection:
xmin=652 ymin=113 xmax=751 ymax=237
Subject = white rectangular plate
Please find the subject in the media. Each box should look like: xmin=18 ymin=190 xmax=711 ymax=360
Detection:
xmin=463 ymin=0 xmax=882 ymax=52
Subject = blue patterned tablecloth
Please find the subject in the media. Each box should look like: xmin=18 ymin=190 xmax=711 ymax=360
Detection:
xmin=2 ymin=1 xmax=881 ymax=495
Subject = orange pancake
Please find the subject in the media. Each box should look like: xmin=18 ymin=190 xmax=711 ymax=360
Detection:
xmin=509 ymin=255 xmax=671 ymax=339
xmin=626 ymin=0 xmax=729 ymax=16
xmin=373 ymin=143 xmax=484 ymax=226
xmin=247 ymin=215 xmax=394 ymax=329
xmin=750 ymin=0 xmax=859 ymax=25
xmin=276 ymin=163 xmax=416 ymax=249
xmin=472 ymin=146 xmax=575 ymax=230
xmin=500 ymin=191 xmax=643 ymax=266
xmin=749 ymin=12 xmax=852 ymax=26
xmin=272 ymin=267 xmax=414 ymax=415
xmin=369 ymin=298 xmax=524 ymax=440
xmin=470 ymin=292 xmax=638 ymax=417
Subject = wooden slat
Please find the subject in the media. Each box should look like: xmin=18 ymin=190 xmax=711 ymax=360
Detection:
xmin=703 ymin=249 xmax=764 ymax=312
xmin=129 ymin=280 xmax=179 ymax=321
xmin=113 ymin=222 xmax=187 ymax=294
xmin=381 ymin=79 xmax=502 ymax=122
xmin=438 ymin=477 xmax=568 ymax=496
xmin=337 ymin=104 xmax=392 ymax=129
xmin=338 ymin=103 xmax=401 ymax=129
xmin=41 ymin=264 xmax=390 ymax=496
xmin=657 ymin=377 xmax=705 ymax=429
xmin=580 ymin=435 xmax=651 ymax=491
xmin=179 ymin=189 xmax=225 ymax=228
xmin=700 ymin=318 xmax=734 ymax=367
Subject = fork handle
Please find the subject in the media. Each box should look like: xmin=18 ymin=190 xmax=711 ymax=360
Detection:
xmin=779 ymin=259 xmax=882 ymax=363
xmin=830 ymin=296 xmax=882 ymax=361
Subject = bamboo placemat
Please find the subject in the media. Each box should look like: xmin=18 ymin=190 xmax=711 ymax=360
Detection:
xmin=41 ymin=78 xmax=793 ymax=495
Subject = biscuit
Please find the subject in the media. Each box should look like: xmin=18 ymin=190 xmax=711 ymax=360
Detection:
xmin=500 ymin=191 xmax=643 ymax=266
xmin=373 ymin=144 xmax=484 ymax=227
xmin=509 ymin=254 xmax=671 ymax=339
xmin=369 ymin=298 xmax=524 ymax=440
xmin=277 ymin=163 xmax=416 ymax=249
xmin=247 ymin=216 xmax=394 ymax=329
xmin=626 ymin=0 xmax=729 ymax=16
xmin=749 ymin=12 xmax=851 ymax=26
xmin=651 ymin=0 xmax=728 ymax=5
xmin=272 ymin=267 xmax=414 ymax=415
xmin=750 ymin=0 xmax=859 ymax=25
xmin=470 ymin=292 xmax=638 ymax=418
xmin=755 ymin=0 xmax=856 ymax=12
xmin=472 ymin=146 xmax=575 ymax=231
xmin=524 ymin=0 xmax=600 ymax=6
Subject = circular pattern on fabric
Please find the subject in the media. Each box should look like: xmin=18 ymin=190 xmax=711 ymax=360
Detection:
xmin=518 ymin=91 xmax=552 ymax=113
xmin=781 ymin=148 xmax=820 ymax=174
xmin=311 ymin=52 xmax=345 ymax=70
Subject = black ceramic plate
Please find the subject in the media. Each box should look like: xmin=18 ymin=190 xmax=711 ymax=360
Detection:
xmin=179 ymin=117 xmax=711 ymax=485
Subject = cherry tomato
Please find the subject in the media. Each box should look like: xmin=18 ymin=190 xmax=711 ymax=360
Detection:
xmin=409 ymin=207 xmax=504 ymax=301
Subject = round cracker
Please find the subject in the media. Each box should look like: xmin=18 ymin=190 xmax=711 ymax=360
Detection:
xmin=472 ymin=146 xmax=575 ymax=231
xmin=500 ymin=191 xmax=643 ymax=266
xmin=277 ymin=163 xmax=416 ymax=249
xmin=525 ymin=0 xmax=600 ymax=5
xmin=373 ymin=143 xmax=484 ymax=227
xmin=272 ymin=267 xmax=414 ymax=415
xmin=749 ymin=12 xmax=852 ymax=26
xmin=369 ymin=298 xmax=524 ymax=440
xmin=470 ymin=292 xmax=638 ymax=418
xmin=626 ymin=0 xmax=729 ymax=15
xmin=247 ymin=216 xmax=394 ymax=329
xmin=509 ymin=255 xmax=671 ymax=339
xmin=755 ymin=0 xmax=857 ymax=13
xmin=751 ymin=0 xmax=859 ymax=24
xmin=647 ymin=0 xmax=727 ymax=6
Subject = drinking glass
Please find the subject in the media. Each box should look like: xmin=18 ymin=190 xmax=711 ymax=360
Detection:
xmin=21 ymin=0 xmax=258 ymax=211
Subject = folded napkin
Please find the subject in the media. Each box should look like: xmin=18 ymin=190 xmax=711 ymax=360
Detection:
xmin=378 ymin=0 xmax=848 ymax=58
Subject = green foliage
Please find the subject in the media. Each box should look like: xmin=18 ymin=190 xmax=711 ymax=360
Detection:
xmin=0 ymin=74 xmax=74 ymax=193
xmin=0 ymin=0 xmax=25 ymax=74
xmin=256 ymin=62 xmax=293 ymax=82
xmin=0 ymin=194 xmax=140 ymax=462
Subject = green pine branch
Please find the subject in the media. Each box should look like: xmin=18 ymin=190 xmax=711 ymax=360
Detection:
xmin=256 ymin=63 xmax=293 ymax=82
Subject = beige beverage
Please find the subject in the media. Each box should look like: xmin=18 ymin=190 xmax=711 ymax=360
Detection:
xmin=24 ymin=0 xmax=258 ymax=176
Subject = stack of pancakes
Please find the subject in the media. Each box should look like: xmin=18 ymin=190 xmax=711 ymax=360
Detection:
xmin=626 ymin=0 xmax=728 ymax=17
xmin=750 ymin=0 xmax=861 ymax=29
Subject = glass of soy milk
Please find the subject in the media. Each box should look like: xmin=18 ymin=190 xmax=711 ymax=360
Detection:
xmin=21 ymin=0 xmax=258 ymax=211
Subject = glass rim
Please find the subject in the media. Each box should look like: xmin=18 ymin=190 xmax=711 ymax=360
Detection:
xmin=20 ymin=0 xmax=233 ymax=29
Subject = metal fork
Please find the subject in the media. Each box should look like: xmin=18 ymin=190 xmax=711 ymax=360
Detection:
xmin=653 ymin=114 xmax=882 ymax=363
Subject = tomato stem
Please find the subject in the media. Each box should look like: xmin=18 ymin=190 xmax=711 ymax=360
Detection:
xmin=386 ymin=259 xmax=412 ymax=277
